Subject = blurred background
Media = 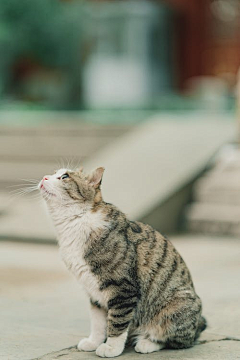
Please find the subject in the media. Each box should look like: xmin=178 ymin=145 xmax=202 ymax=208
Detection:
xmin=1 ymin=1 xmax=240 ymax=360
xmin=0 ymin=0 xmax=239 ymax=111
xmin=0 ymin=0 xmax=240 ymax=236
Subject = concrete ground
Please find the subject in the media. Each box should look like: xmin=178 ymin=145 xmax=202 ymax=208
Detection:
xmin=1 ymin=235 xmax=240 ymax=360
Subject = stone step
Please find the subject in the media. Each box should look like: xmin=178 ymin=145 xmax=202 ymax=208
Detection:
xmin=0 ymin=134 xmax=116 ymax=160
xmin=0 ymin=123 xmax=132 ymax=188
xmin=194 ymin=171 xmax=240 ymax=205
xmin=0 ymin=112 xmax=235 ymax=241
xmin=0 ymin=123 xmax=132 ymax=136
xmin=186 ymin=202 xmax=240 ymax=236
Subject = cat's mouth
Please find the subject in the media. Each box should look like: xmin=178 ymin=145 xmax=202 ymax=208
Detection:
xmin=41 ymin=185 xmax=56 ymax=198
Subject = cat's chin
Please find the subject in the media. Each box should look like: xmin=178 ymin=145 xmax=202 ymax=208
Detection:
xmin=41 ymin=186 xmax=57 ymax=199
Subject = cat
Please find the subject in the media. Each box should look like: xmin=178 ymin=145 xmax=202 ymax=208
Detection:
xmin=39 ymin=166 xmax=206 ymax=358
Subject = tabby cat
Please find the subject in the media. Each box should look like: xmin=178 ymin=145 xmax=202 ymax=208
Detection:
xmin=39 ymin=167 xmax=206 ymax=358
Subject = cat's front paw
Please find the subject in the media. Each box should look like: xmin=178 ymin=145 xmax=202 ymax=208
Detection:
xmin=96 ymin=343 xmax=123 ymax=358
xmin=78 ymin=338 xmax=99 ymax=352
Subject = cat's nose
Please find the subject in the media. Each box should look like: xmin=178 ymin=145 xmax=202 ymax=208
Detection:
xmin=44 ymin=176 xmax=49 ymax=181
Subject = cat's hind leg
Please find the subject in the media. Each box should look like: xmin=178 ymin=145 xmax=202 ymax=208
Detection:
xmin=132 ymin=325 xmax=166 ymax=354
xmin=165 ymin=315 xmax=206 ymax=349
xmin=162 ymin=292 xmax=204 ymax=349
xmin=134 ymin=336 xmax=164 ymax=354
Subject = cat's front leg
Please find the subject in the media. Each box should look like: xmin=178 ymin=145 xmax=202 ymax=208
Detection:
xmin=78 ymin=301 xmax=107 ymax=352
xmin=96 ymin=330 xmax=128 ymax=358
xmin=96 ymin=294 xmax=137 ymax=358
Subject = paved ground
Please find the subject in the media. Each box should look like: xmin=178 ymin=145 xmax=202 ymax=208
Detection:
xmin=1 ymin=235 xmax=240 ymax=360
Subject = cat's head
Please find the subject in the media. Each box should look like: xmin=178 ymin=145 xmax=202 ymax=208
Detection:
xmin=38 ymin=167 xmax=104 ymax=207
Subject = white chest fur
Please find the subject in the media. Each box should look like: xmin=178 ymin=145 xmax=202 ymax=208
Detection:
xmin=49 ymin=205 xmax=109 ymax=307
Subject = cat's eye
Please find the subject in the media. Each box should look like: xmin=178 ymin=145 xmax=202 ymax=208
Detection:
xmin=61 ymin=174 xmax=69 ymax=180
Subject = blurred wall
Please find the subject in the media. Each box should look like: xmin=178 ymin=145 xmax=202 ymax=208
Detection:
xmin=164 ymin=0 xmax=240 ymax=90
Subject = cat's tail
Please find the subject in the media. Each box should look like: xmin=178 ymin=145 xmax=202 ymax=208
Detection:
xmin=195 ymin=316 xmax=207 ymax=340
xmin=199 ymin=316 xmax=207 ymax=332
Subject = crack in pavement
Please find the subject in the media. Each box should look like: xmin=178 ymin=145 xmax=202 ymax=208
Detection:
xmin=30 ymin=346 xmax=77 ymax=360
xmin=197 ymin=336 xmax=240 ymax=345
xmin=31 ymin=335 xmax=240 ymax=360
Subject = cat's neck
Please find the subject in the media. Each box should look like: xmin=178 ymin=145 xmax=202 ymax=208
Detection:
xmin=48 ymin=201 xmax=90 ymax=222
xmin=47 ymin=201 xmax=109 ymax=245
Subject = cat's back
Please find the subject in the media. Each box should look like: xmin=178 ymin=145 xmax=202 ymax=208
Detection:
xmin=127 ymin=221 xmax=194 ymax=293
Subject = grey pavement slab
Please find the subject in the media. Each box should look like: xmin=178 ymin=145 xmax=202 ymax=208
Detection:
xmin=1 ymin=235 xmax=240 ymax=360
xmin=0 ymin=242 xmax=89 ymax=360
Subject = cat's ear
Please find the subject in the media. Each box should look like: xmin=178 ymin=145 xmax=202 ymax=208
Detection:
xmin=88 ymin=167 xmax=105 ymax=188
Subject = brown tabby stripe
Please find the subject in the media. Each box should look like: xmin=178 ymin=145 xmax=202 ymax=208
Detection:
xmin=110 ymin=321 xmax=129 ymax=329
xmin=72 ymin=178 xmax=85 ymax=199
xmin=100 ymin=277 xmax=137 ymax=291
xmin=145 ymin=237 xmax=169 ymax=291
xmin=142 ymin=231 xmax=157 ymax=267
xmin=107 ymin=242 xmax=129 ymax=273
xmin=149 ymin=258 xmax=179 ymax=306
xmin=90 ymin=299 xmax=101 ymax=309
xmin=112 ymin=300 xmax=138 ymax=311
xmin=111 ymin=308 xmax=133 ymax=318
xmin=108 ymin=294 xmax=138 ymax=308
xmin=65 ymin=188 xmax=79 ymax=201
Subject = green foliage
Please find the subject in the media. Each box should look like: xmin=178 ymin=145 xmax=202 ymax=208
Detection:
xmin=0 ymin=0 xmax=84 ymax=67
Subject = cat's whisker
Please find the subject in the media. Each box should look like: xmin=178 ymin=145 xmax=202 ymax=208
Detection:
xmin=69 ymin=157 xmax=75 ymax=169
xmin=66 ymin=156 xmax=76 ymax=171
xmin=10 ymin=188 xmax=37 ymax=195
xmin=9 ymin=192 xmax=29 ymax=200
xmin=58 ymin=158 xmax=65 ymax=170
xmin=20 ymin=178 xmax=39 ymax=184
xmin=70 ymin=156 xmax=80 ymax=170
xmin=56 ymin=157 xmax=64 ymax=169
xmin=55 ymin=158 xmax=62 ymax=171
xmin=9 ymin=183 xmax=39 ymax=200
xmin=73 ymin=157 xmax=84 ymax=172
xmin=7 ymin=184 xmax=37 ymax=188
xmin=10 ymin=185 xmax=39 ymax=193
xmin=7 ymin=179 xmax=39 ymax=188
xmin=65 ymin=158 xmax=70 ymax=170
xmin=61 ymin=157 xmax=66 ymax=169
xmin=66 ymin=157 xmax=72 ymax=170
xmin=65 ymin=157 xmax=70 ymax=169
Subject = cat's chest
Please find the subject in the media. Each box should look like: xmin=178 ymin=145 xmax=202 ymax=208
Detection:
xmin=56 ymin=211 xmax=109 ymax=307
xmin=59 ymin=239 xmax=108 ymax=307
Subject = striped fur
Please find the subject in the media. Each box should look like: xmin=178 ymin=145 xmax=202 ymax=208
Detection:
xmin=39 ymin=167 xmax=206 ymax=357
